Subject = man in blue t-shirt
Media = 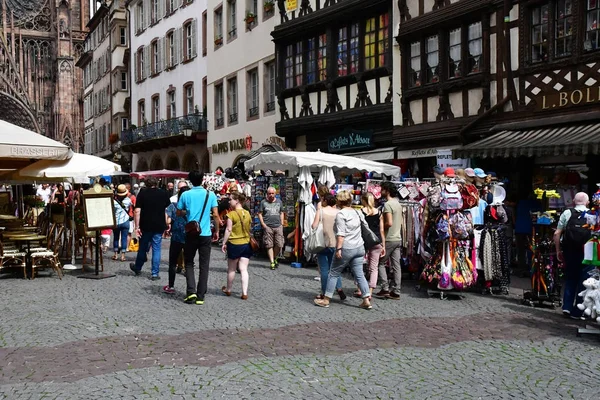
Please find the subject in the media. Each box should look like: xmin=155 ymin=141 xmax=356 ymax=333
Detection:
xmin=177 ymin=170 xmax=219 ymax=305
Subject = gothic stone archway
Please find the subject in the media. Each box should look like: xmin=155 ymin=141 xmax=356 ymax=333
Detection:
xmin=181 ymin=151 xmax=199 ymax=172
xmin=149 ymin=154 xmax=163 ymax=170
xmin=165 ymin=151 xmax=180 ymax=171
xmin=136 ymin=157 xmax=148 ymax=172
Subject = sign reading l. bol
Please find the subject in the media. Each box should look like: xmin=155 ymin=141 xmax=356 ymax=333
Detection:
xmin=536 ymin=86 xmax=600 ymax=111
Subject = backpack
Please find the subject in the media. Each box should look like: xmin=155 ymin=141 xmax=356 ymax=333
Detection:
xmin=450 ymin=212 xmax=473 ymax=240
xmin=563 ymin=209 xmax=592 ymax=251
xmin=428 ymin=184 xmax=442 ymax=211
xmin=440 ymin=183 xmax=463 ymax=211
xmin=435 ymin=213 xmax=450 ymax=241
xmin=460 ymin=184 xmax=479 ymax=209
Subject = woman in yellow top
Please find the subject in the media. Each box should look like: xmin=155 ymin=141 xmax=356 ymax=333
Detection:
xmin=221 ymin=192 xmax=252 ymax=300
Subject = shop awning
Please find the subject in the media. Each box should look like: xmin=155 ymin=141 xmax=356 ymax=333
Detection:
xmin=454 ymin=122 xmax=600 ymax=158
xmin=344 ymin=147 xmax=395 ymax=161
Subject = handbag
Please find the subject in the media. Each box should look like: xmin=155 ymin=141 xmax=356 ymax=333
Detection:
xmin=354 ymin=210 xmax=381 ymax=250
xmin=235 ymin=209 xmax=259 ymax=252
xmin=127 ymin=237 xmax=139 ymax=252
xmin=307 ymin=208 xmax=326 ymax=254
xmin=184 ymin=192 xmax=209 ymax=235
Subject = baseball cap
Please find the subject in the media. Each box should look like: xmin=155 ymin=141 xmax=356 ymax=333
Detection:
xmin=444 ymin=167 xmax=456 ymax=178
xmin=433 ymin=165 xmax=445 ymax=175
xmin=465 ymin=168 xmax=476 ymax=177
xmin=473 ymin=168 xmax=487 ymax=178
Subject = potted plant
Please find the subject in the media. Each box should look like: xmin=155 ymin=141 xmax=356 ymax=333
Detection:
xmin=264 ymin=0 xmax=274 ymax=13
xmin=214 ymin=35 xmax=223 ymax=46
xmin=245 ymin=11 xmax=256 ymax=25
xmin=108 ymin=133 xmax=119 ymax=144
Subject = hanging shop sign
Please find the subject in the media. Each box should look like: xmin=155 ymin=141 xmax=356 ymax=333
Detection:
xmin=436 ymin=149 xmax=470 ymax=169
xmin=328 ymin=129 xmax=373 ymax=153
xmin=263 ymin=136 xmax=289 ymax=151
xmin=211 ymin=138 xmax=247 ymax=154
xmin=245 ymin=135 xmax=253 ymax=151
xmin=285 ymin=0 xmax=298 ymax=12
xmin=536 ymin=86 xmax=600 ymax=111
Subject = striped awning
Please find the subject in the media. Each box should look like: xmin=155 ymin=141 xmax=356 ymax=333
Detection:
xmin=454 ymin=122 xmax=600 ymax=158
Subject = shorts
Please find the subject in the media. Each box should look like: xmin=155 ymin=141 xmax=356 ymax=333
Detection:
xmin=263 ymin=225 xmax=284 ymax=249
xmin=100 ymin=234 xmax=111 ymax=247
xmin=226 ymin=242 xmax=253 ymax=259
xmin=129 ymin=221 xmax=134 ymax=234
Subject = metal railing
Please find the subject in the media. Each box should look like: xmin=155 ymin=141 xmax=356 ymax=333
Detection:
xmin=266 ymin=101 xmax=275 ymax=112
xmin=229 ymin=113 xmax=238 ymax=123
xmin=121 ymin=114 xmax=208 ymax=145
xmin=248 ymin=106 xmax=259 ymax=117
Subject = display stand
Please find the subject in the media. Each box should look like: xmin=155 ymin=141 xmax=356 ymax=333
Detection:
xmin=77 ymin=184 xmax=116 ymax=280
xmin=426 ymin=288 xmax=465 ymax=300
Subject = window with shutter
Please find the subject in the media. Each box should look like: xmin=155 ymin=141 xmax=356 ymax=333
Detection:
xmin=144 ymin=46 xmax=151 ymax=79
xmin=144 ymin=0 xmax=151 ymax=29
xmin=176 ymin=27 xmax=183 ymax=65
xmin=191 ymin=19 xmax=198 ymax=58
xmin=158 ymin=38 xmax=163 ymax=72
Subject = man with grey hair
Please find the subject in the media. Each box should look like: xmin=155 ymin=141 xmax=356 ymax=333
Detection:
xmin=554 ymin=192 xmax=595 ymax=319
xmin=258 ymin=186 xmax=284 ymax=270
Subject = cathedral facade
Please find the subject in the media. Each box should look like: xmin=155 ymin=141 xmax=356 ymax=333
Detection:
xmin=0 ymin=0 xmax=89 ymax=151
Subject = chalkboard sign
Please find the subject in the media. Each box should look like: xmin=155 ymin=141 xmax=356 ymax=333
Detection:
xmin=82 ymin=185 xmax=115 ymax=230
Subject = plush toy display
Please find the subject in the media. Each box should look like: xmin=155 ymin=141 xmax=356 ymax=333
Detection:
xmin=577 ymin=276 xmax=600 ymax=322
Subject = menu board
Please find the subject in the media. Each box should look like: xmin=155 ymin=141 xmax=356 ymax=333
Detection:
xmin=83 ymin=192 xmax=116 ymax=230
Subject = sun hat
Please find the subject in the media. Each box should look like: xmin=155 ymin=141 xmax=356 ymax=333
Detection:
xmin=433 ymin=165 xmax=445 ymax=175
xmin=465 ymin=168 xmax=476 ymax=177
xmin=116 ymin=184 xmax=129 ymax=196
xmin=473 ymin=168 xmax=487 ymax=178
xmin=491 ymin=185 xmax=506 ymax=204
xmin=443 ymin=167 xmax=456 ymax=178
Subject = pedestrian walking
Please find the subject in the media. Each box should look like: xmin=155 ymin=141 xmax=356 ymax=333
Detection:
xmin=129 ymin=177 xmax=170 ymax=280
xmin=221 ymin=192 xmax=252 ymax=300
xmin=163 ymin=185 xmax=190 ymax=294
xmin=177 ymin=170 xmax=220 ymax=305
xmin=355 ymin=192 xmax=385 ymax=298
xmin=374 ymin=181 xmax=402 ymax=300
xmin=314 ymin=190 xmax=372 ymax=310
xmin=258 ymin=186 xmax=285 ymax=270
xmin=112 ymin=184 xmax=132 ymax=261
xmin=312 ymin=193 xmax=346 ymax=301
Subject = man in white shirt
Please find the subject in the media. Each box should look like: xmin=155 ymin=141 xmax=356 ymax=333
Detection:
xmin=36 ymin=184 xmax=51 ymax=206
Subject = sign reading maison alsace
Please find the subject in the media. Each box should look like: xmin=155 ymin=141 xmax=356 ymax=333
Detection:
xmin=212 ymin=138 xmax=246 ymax=154
xmin=328 ymin=130 xmax=373 ymax=153
xmin=536 ymin=86 xmax=600 ymax=111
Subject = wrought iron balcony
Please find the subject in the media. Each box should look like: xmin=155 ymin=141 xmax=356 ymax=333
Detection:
xmin=266 ymin=101 xmax=275 ymax=112
xmin=229 ymin=113 xmax=238 ymax=124
xmin=248 ymin=107 xmax=259 ymax=117
xmin=121 ymin=114 xmax=208 ymax=145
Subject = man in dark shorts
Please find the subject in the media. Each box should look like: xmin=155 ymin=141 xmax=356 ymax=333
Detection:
xmin=258 ymin=186 xmax=284 ymax=270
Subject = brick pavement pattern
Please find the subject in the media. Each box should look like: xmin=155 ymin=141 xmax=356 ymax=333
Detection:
xmin=0 ymin=241 xmax=598 ymax=399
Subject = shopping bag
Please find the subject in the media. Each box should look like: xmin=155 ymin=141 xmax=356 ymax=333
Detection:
xmin=128 ymin=237 xmax=140 ymax=252
xmin=307 ymin=223 xmax=325 ymax=254
xmin=583 ymin=236 xmax=600 ymax=266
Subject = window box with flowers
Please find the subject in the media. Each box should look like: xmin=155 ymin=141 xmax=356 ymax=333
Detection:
xmin=245 ymin=12 xmax=256 ymax=25
xmin=108 ymin=133 xmax=119 ymax=145
xmin=264 ymin=0 xmax=274 ymax=13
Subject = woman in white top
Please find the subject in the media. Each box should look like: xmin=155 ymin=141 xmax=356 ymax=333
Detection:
xmin=314 ymin=190 xmax=372 ymax=310
xmin=312 ymin=193 xmax=345 ymax=300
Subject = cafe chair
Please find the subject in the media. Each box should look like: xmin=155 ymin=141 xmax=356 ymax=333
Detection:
xmin=0 ymin=241 xmax=26 ymax=277
xmin=30 ymin=225 xmax=64 ymax=280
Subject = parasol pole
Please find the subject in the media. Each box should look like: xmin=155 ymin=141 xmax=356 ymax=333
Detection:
xmin=63 ymin=187 xmax=80 ymax=270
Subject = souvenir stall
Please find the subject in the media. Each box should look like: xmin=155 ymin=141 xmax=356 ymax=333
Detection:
xmin=244 ymin=151 xmax=401 ymax=263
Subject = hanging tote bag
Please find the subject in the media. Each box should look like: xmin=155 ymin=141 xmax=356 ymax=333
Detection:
xmin=235 ymin=209 xmax=259 ymax=252
xmin=307 ymin=208 xmax=326 ymax=254
xmin=354 ymin=210 xmax=381 ymax=250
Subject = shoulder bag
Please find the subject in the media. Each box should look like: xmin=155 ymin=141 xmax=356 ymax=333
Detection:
xmin=307 ymin=208 xmax=326 ymax=254
xmin=235 ymin=209 xmax=259 ymax=252
xmin=115 ymin=198 xmax=133 ymax=221
xmin=184 ymin=192 xmax=209 ymax=235
xmin=354 ymin=209 xmax=381 ymax=250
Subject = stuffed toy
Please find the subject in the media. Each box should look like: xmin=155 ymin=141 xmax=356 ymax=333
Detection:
xmin=577 ymin=277 xmax=600 ymax=322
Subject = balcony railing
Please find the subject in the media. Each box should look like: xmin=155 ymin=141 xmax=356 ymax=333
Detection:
xmin=121 ymin=114 xmax=208 ymax=145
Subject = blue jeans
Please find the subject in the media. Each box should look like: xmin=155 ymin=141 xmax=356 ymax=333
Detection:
xmin=134 ymin=231 xmax=162 ymax=277
xmin=562 ymin=250 xmax=594 ymax=317
xmin=325 ymin=247 xmax=369 ymax=299
xmin=112 ymin=221 xmax=130 ymax=253
xmin=317 ymin=248 xmax=341 ymax=295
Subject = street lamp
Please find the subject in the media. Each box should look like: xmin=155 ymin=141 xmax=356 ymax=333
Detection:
xmin=181 ymin=122 xmax=193 ymax=137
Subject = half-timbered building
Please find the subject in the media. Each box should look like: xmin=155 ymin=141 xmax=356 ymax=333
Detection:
xmin=394 ymin=0 xmax=600 ymax=184
xmin=272 ymin=0 xmax=395 ymax=159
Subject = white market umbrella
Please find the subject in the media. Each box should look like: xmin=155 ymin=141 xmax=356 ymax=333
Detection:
xmin=0 ymin=119 xmax=71 ymax=162
xmin=18 ymin=153 xmax=121 ymax=183
xmin=244 ymin=150 xmax=401 ymax=178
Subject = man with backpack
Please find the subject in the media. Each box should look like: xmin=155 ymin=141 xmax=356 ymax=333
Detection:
xmin=554 ymin=192 xmax=596 ymax=319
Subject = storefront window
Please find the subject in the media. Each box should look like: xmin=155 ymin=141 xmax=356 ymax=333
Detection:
xmin=556 ymin=0 xmax=573 ymax=57
xmin=586 ymin=0 xmax=600 ymax=51
xmin=531 ymin=4 xmax=549 ymax=62
xmin=468 ymin=22 xmax=482 ymax=73
xmin=426 ymin=35 xmax=439 ymax=84
xmin=409 ymin=41 xmax=421 ymax=87
xmin=448 ymin=28 xmax=462 ymax=79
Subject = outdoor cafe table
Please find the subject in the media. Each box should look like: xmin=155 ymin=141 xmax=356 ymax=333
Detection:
xmin=3 ymin=234 xmax=46 ymax=279
xmin=0 ymin=215 xmax=18 ymax=220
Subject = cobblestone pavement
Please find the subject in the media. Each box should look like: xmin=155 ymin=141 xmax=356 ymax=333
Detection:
xmin=0 ymin=240 xmax=598 ymax=399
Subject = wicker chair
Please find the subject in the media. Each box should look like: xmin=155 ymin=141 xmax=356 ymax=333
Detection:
xmin=30 ymin=225 xmax=64 ymax=280
xmin=0 ymin=241 xmax=26 ymax=277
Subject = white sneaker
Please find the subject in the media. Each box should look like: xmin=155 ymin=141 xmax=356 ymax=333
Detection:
xmin=313 ymin=276 xmax=321 ymax=281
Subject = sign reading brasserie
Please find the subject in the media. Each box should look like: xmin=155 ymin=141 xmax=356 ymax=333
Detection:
xmin=536 ymin=86 xmax=600 ymax=111
xmin=212 ymin=138 xmax=246 ymax=154
xmin=328 ymin=129 xmax=373 ymax=153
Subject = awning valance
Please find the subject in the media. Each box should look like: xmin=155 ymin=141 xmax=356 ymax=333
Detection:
xmin=454 ymin=122 xmax=600 ymax=158
xmin=344 ymin=147 xmax=395 ymax=161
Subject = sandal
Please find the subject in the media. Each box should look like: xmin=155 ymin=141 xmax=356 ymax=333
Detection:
xmin=120 ymin=254 xmax=126 ymax=262
xmin=314 ymin=298 xmax=329 ymax=308
xmin=359 ymin=301 xmax=373 ymax=310
xmin=337 ymin=289 xmax=347 ymax=301
xmin=315 ymin=294 xmax=325 ymax=300
xmin=221 ymin=286 xmax=231 ymax=296
xmin=111 ymin=254 xmax=118 ymax=261
xmin=353 ymin=290 xmax=362 ymax=298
